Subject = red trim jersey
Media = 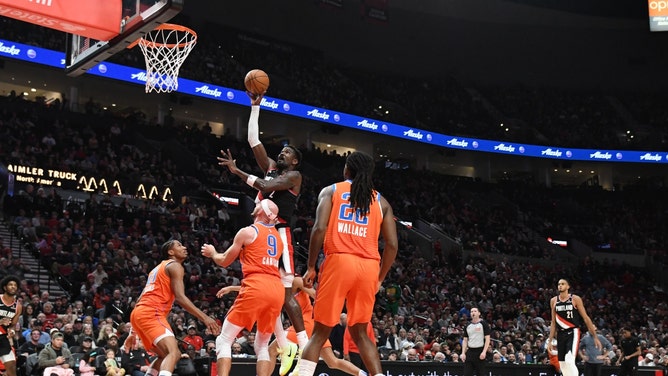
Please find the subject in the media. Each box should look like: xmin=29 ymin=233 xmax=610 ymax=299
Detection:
xmin=555 ymin=294 xmax=583 ymax=330
xmin=257 ymin=169 xmax=298 ymax=225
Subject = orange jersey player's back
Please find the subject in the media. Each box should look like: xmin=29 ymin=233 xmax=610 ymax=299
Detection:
xmin=135 ymin=259 xmax=176 ymax=314
xmin=324 ymin=180 xmax=384 ymax=260
xmin=240 ymin=223 xmax=283 ymax=278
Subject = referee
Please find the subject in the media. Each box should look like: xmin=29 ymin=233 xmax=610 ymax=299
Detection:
xmin=461 ymin=307 xmax=491 ymax=376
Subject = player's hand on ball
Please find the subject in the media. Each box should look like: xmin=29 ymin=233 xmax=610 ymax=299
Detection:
xmin=247 ymin=91 xmax=264 ymax=105
xmin=244 ymin=69 xmax=269 ymax=98
xmin=201 ymin=244 xmax=217 ymax=258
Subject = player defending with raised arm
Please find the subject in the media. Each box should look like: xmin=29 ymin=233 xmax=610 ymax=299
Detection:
xmin=129 ymin=241 xmax=220 ymax=376
xmin=547 ymin=279 xmax=601 ymax=376
xmin=201 ymin=199 xmax=285 ymax=376
xmin=296 ymin=151 xmax=398 ymax=376
xmin=0 ymin=275 xmax=23 ymax=376
xmin=217 ymin=92 xmax=305 ymax=374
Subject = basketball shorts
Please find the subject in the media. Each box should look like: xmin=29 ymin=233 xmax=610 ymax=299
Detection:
xmin=226 ymin=274 xmax=284 ymax=334
xmin=556 ymin=328 xmax=580 ymax=362
xmin=0 ymin=335 xmax=15 ymax=363
xmin=313 ymin=253 xmax=379 ymax=327
xmin=130 ymin=306 xmax=174 ymax=353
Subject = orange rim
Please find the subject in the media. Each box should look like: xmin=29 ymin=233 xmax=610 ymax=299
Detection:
xmin=134 ymin=23 xmax=197 ymax=49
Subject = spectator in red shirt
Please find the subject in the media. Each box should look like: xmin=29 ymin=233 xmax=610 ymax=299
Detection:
xmin=182 ymin=325 xmax=203 ymax=352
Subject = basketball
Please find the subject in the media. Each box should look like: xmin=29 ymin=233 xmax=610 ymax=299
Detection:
xmin=244 ymin=69 xmax=270 ymax=95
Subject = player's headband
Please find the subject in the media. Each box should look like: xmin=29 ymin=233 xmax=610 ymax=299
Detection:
xmin=261 ymin=199 xmax=277 ymax=220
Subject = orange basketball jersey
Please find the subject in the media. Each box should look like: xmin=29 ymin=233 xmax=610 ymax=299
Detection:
xmin=135 ymin=259 xmax=176 ymax=315
xmin=240 ymin=223 xmax=283 ymax=278
xmin=294 ymin=289 xmax=313 ymax=323
xmin=324 ymin=180 xmax=383 ymax=260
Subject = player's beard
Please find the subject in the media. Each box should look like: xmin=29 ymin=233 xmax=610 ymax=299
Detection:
xmin=276 ymin=157 xmax=289 ymax=171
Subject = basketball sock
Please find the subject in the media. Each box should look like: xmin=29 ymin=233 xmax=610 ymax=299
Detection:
xmin=296 ymin=331 xmax=308 ymax=350
xmin=297 ymin=359 xmax=317 ymax=376
xmin=158 ymin=371 xmax=172 ymax=376
xmin=145 ymin=368 xmax=158 ymax=376
xmin=358 ymin=370 xmax=368 ymax=376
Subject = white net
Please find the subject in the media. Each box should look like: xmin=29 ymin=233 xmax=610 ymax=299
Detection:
xmin=138 ymin=24 xmax=197 ymax=93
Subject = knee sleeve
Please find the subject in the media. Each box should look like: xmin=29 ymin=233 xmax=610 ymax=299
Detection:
xmin=216 ymin=320 xmax=244 ymax=359
xmin=254 ymin=331 xmax=273 ymax=361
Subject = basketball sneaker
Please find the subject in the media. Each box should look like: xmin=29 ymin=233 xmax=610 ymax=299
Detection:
xmin=279 ymin=342 xmax=298 ymax=376
xmin=289 ymin=353 xmax=300 ymax=376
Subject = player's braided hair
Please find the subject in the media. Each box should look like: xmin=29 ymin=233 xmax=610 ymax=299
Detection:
xmin=346 ymin=151 xmax=375 ymax=217
xmin=161 ymin=239 xmax=177 ymax=259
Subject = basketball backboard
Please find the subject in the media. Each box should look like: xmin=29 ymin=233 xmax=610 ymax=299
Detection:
xmin=65 ymin=0 xmax=183 ymax=77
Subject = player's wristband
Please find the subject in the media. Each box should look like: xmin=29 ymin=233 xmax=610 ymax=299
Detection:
xmin=246 ymin=175 xmax=258 ymax=187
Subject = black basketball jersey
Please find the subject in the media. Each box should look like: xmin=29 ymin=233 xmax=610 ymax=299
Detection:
xmin=620 ymin=336 xmax=640 ymax=361
xmin=554 ymin=294 xmax=583 ymax=330
xmin=0 ymin=295 xmax=18 ymax=335
xmin=257 ymin=169 xmax=298 ymax=224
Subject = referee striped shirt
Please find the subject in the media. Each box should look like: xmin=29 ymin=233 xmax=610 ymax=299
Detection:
xmin=464 ymin=320 xmax=491 ymax=348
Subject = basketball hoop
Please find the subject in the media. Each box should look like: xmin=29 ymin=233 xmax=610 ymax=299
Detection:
xmin=137 ymin=23 xmax=197 ymax=93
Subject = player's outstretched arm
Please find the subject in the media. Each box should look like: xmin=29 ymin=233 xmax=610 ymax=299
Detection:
xmin=218 ymin=149 xmax=297 ymax=192
xmin=201 ymin=227 xmax=254 ymax=267
xmin=167 ymin=262 xmax=220 ymax=335
xmin=216 ymin=285 xmax=241 ymax=298
xmin=247 ymin=93 xmax=275 ymax=173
